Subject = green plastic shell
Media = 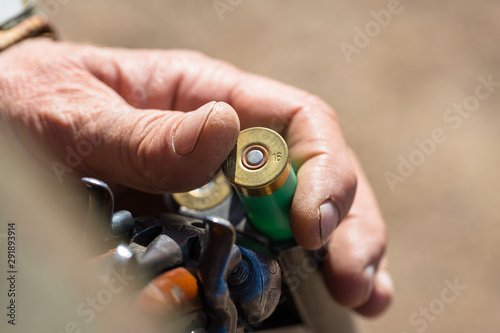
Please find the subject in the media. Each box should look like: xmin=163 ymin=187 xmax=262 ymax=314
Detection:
xmin=236 ymin=166 xmax=297 ymax=241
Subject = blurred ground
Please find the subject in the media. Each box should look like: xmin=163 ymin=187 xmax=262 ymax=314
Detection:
xmin=39 ymin=0 xmax=500 ymax=332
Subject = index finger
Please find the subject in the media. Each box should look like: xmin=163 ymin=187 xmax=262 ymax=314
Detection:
xmin=191 ymin=67 xmax=356 ymax=249
xmin=173 ymin=59 xmax=357 ymax=250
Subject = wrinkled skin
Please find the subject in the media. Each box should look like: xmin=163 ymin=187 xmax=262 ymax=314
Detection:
xmin=0 ymin=38 xmax=393 ymax=316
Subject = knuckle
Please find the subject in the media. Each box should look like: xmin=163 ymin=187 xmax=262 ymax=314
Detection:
xmin=125 ymin=114 xmax=166 ymax=181
xmin=303 ymin=93 xmax=339 ymax=121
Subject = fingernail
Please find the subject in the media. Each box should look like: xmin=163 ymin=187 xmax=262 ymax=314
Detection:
xmin=319 ymin=200 xmax=340 ymax=244
xmin=173 ymin=102 xmax=216 ymax=156
xmin=376 ymin=270 xmax=394 ymax=293
xmin=363 ymin=264 xmax=376 ymax=302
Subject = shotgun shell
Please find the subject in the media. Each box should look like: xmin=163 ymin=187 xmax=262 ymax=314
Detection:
xmin=172 ymin=172 xmax=232 ymax=210
xmin=222 ymin=127 xmax=297 ymax=241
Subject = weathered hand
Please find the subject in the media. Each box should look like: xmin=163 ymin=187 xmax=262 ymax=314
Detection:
xmin=0 ymin=38 xmax=392 ymax=316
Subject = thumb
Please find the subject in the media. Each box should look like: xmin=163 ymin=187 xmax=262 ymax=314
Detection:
xmin=56 ymin=101 xmax=240 ymax=192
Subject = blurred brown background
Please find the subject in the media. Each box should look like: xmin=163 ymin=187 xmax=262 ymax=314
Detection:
xmin=40 ymin=0 xmax=500 ymax=332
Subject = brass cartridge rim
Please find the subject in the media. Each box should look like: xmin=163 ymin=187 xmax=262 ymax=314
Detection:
xmin=172 ymin=172 xmax=232 ymax=210
xmin=222 ymin=127 xmax=290 ymax=197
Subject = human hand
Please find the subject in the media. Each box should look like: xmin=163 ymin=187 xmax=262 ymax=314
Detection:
xmin=0 ymin=38 xmax=393 ymax=316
